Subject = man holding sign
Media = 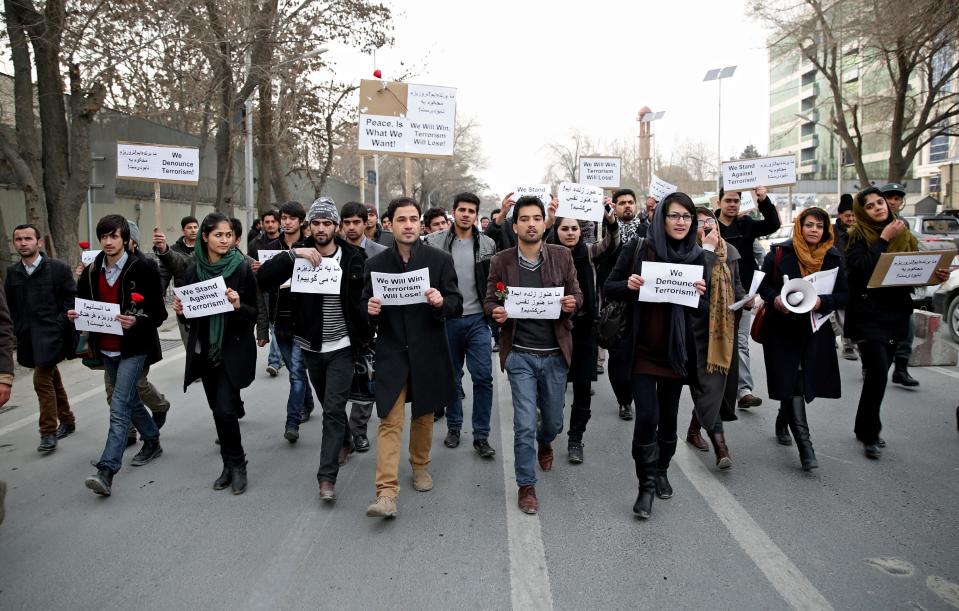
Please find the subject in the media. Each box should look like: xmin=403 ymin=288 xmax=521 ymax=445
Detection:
xmin=363 ymin=197 xmax=463 ymax=519
xmin=715 ymin=185 xmax=781 ymax=409
xmin=258 ymin=198 xmax=370 ymax=501
xmin=484 ymin=196 xmax=582 ymax=515
xmin=70 ymin=216 xmax=167 ymax=497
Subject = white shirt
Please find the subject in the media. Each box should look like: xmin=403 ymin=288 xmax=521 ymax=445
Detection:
xmin=22 ymin=254 xmax=43 ymax=276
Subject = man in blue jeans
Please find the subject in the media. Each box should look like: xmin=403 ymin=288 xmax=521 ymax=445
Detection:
xmin=425 ymin=192 xmax=498 ymax=458
xmin=484 ymin=197 xmax=582 ymax=515
xmin=71 ymin=215 xmax=167 ymax=497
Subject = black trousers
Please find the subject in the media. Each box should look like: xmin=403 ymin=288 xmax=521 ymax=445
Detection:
xmin=630 ymin=374 xmax=683 ymax=447
xmin=607 ymin=346 xmax=634 ymax=406
xmin=302 ymin=347 xmax=354 ymax=484
xmin=855 ymin=339 xmax=896 ymax=443
xmin=568 ymin=336 xmax=596 ymax=443
xmin=201 ymin=366 xmax=245 ymax=465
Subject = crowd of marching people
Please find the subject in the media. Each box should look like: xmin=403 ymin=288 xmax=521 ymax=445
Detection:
xmin=0 ymin=181 xmax=951 ymax=523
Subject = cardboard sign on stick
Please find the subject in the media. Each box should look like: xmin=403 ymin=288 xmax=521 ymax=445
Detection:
xmin=866 ymin=250 xmax=956 ymax=288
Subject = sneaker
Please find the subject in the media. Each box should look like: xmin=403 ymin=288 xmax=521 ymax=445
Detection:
xmin=618 ymin=404 xmax=633 ymax=421
xmin=737 ymin=394 xmax=763 ymax=409
xmin=55 ymin=422 xmax=76 ymax=439
xmin=473 ymin=439 xmax=496 ymax=459
xmin=266 ymin=365 xmax=279 ymax=377
xmin=366 ymin=495 xmax=397 ymax=518
xmin=37 ymin=435 xmax=57 ymax=453
xmin=444 ymin=429 xmax=461 ymax=448
xmin=284 ymin=426 xmax=299 ymax=443
xmin=130 ymin=440 xmax=162 ymax=467
xmin=568 ymin=441 xmax=584 ymax=464
xmin=412 ymin=468 xmax=433 ymax=492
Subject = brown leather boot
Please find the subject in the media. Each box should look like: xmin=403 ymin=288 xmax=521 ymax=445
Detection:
xmin=707 ymin=431 xmax=732 ymax=470
xmin=685 ymin=411 xmax=709 ymax=452
xmin=518 ymin=485 xmax=538 ymax=514
xmin=537 ymin=443 xmax=554 ymax=471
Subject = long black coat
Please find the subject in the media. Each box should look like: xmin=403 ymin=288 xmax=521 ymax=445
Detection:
xmin=181 ymin=261 xmax=258 ymax=392
xmin=757 ymin=241 xmax=848 ymax=402
xmin=842 ymin=237 xmax=913 ymax=343
xmin=362 ymin=240 xmax=463 ymax=419
xmin=4 ymin=257 xmax=76 ymax=368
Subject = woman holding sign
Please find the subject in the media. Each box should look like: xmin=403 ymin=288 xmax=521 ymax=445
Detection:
xmin=175 ymin=212 xmax=258 ymax=494
xmin=757 ymin=207 xmax=847 ymax=471
xmin=844 ymin=187 xmax=949 ymax=459
xmin=605 ymin=193 xmax=707 ymax=520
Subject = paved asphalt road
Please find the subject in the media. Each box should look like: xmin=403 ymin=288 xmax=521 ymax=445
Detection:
xmin=0 ymin=336 xmax=957 ymax=610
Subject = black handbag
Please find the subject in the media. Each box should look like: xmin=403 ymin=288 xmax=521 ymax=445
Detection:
xmin=595 ymin=238 xmax=644 ymax=349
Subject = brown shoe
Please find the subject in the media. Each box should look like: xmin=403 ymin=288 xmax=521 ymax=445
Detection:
xmin=685 ymin=413 xmax=709 ymax=452
xmin=319 ymin=480 xmax=337 ymax=502
xmin=537 ymin=443 xmax=554 ymax=471
xmin=738 ymin=394 xmax=762 ymax=409
xmin=412 ymin=468 xmax=433 ymax=492
xmin=708 ymin=431 xmax=732 ymax=470
xmin=518 ymin=485 xmax=538 ymax=514
xmin=366 ymin=495 xmax=397 ymax=518
xmin=338 ymin=442 xmax=354 ymax=466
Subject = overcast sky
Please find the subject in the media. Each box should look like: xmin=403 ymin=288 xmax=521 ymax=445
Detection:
xmin=330 ymin=0 xmax=772 ymax=196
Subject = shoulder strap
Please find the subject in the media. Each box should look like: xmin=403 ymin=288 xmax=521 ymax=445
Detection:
xmin=631 ymin=237 xmax=645 ymax=274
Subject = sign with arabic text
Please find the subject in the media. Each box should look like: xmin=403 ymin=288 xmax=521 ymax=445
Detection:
xmin=291 ymin=258 xmax=343 ymax=294
xmin=504 ymin=286 xmax=563 ymax=319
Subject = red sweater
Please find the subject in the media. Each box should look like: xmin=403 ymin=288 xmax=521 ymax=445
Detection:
xmin=97 ymin=272 xmax=122 ymax=352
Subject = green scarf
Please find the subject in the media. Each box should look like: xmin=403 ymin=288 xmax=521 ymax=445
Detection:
xmin=847 ymin=195 xmax=918 ymax=254
xmin=194 ymin=244 xmax=245 ymax=365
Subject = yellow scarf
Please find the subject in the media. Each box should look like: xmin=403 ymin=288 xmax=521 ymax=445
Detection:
xmin=706 ymin=237 xmax=735 ymax=374
xmin=792 ymin=213 xmax=835 ymax=277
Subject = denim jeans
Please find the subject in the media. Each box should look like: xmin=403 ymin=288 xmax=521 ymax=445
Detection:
xmin=268 ymin=326 xmax=282 ymax=370
xmin=301 ymin=347 xmax=354 ymax=483
xmin=504 ymin=351 xmax=568 ymax=487
xmin=97 ymin=354 xmax=158 ymax=474
xmin=274 ymin=322 xmax=315 ymax=428
xmin=446 ymin=313 xmax=494 ymax=440
xmin=737 ymin=310 xmax=755 ymax=398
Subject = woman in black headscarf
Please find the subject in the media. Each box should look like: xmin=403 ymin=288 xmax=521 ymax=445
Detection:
xmin=547 ymin=211 xmax=620 ymax=464
xmin=605 ymin=192 xmax=707 ymax=519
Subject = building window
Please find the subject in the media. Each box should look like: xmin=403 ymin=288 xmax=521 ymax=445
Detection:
xmin=930 ymin=135 xmax=949 ymax=163
xmin=929 ymin=174 xmax=941 ymax=194
xmin=932 ymin=44 xmax=954 ymax=93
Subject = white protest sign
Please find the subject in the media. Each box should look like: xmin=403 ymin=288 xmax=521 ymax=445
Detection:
xmin=81 ymin=250 xmax=101 ymax=266
xmin=638 ymin=262 xmax=704 ymax=308
xmin=556 ymin=182 xmax=605 ymax=223
xmin=371 ymin=269 xmax=431 ymax=305
xmin=358 ymin=115 xmax=407 ymax=155
xmin=739 ymin=190 xmax=756 ymax=213
xmin=804 ymin=267 xmax=838 ymax=332
xmin=511 ymin=185 xmax=551 ymax=205
xmin=722 ymin=155 xmax=796 ymax=190
xmin=504 ymin=287 xmax=563 ymax=319
xmin=649 ymin=175 xmax=678 ymax=202
xmin=74 ymin=298 xmax=123 ymax=335
xmin=880 ymin=253 xmax=948 ymax=287
xmin=116 ymin=142 xmax=200 ymax=185
xmin=729 ymin=270 xmax=765 ymax=311
xmin=579 ymin=157 xmax=621 ymax=188
xmin=291 ymin=257 xmax=342 ymax=294
xmin=257 ymin=249 xmax=284 ymax=263
xmin=405 ymin=84 xmax=457 ymax=156
xmin=357 ymin=82 xmax=457 ymax=158
xmin=173 ymin=277 xmax=234 ymax=319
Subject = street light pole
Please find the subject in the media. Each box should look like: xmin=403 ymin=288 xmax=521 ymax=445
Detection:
xmin=704 ymin=66 xmax=737 ymax=191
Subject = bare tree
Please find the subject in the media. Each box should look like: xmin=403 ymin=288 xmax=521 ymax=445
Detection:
xmin=752 ymin=0 xmax=959 ymax=184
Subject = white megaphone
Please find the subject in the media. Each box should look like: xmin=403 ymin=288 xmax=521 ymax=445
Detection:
xmin=780 ymin=275 xmax=818 ymax=314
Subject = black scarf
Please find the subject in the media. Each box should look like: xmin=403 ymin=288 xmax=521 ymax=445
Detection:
xmin=645 ymin=199 xmax=703 ymax=377
xmin=548 ymin=230 xmax=596 ymax=321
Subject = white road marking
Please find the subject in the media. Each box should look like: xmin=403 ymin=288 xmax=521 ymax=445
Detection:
xmin=0 ymin=349 xmax=185 ymax=438
xmin=494 ymin=366 xmax=553 ymax=611
xmin=673 ymin=444 xmax=834 ymax=611
xmin=929 ymin=366 xmax=959 ymax=380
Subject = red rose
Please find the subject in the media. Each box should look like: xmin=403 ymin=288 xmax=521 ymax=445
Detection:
xmin=496 ymin=281 xmax=505 ymax=292
xmin=79 ymin=241 xmax=90 ymax=249
xmin=131 ymin=292 xmax=145 ymax=303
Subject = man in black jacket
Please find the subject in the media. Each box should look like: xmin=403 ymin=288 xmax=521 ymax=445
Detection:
xmin=258 ymin=198 xmax=370 ymax=501
xmin=71 ymin=215 xmax=167 ymax=497
xmin=5 ymin=224 xmax=77 ymax=453
xmin=716 ymin=186 xmax=781 ymax=409
xmin=0 ymin=288 xmax=14 ymax=524
xmin=364 ymin=197 xmax=463 ymax=519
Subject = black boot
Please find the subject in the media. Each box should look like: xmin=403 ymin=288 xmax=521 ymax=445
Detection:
xmin=231 ymin=459 xmax=248 ymax=495
xmin=632 ymin=443 xmax=659 ymax=519
xmin=130 ymin=439 xmax=163 ymax=467
xmin=213 ymin=458 xmax=232 ymax=490
xmin=786 ymin=396 xmax=818 ymax=471
xmin=775 ymin=405 xmax=792 ymax=445
xmin=84 ymin=468 xmax=114 ymax=496
xmin=655 ymin=438 xmax=677 ymax=499
xmin=891 ymin=357 xmax=919 ymax=387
